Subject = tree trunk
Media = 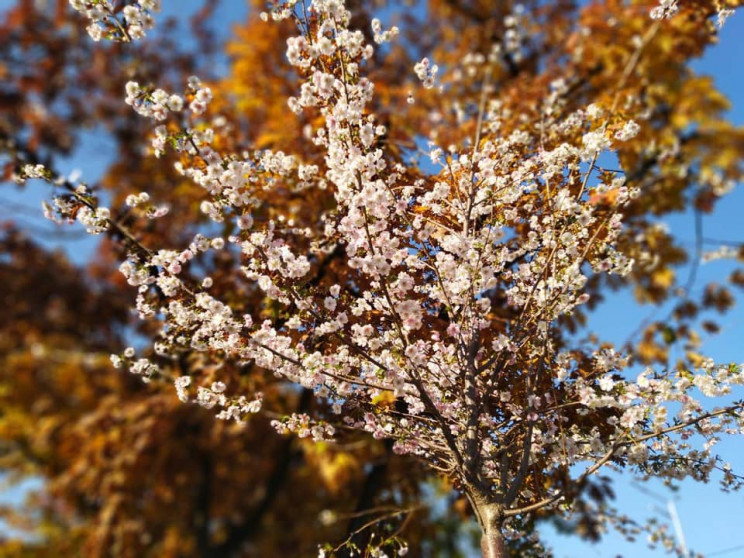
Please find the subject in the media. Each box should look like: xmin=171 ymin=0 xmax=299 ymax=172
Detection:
xmin=481 ymin=525 xmax=506 ymax=558
xmin=477 ymin=502 xmax=507 ymax=558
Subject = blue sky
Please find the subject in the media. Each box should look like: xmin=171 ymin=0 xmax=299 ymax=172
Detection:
xmin=1 ymin=1 xmax=743 ymax=556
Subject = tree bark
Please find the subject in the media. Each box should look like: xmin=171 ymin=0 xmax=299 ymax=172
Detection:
xmin=481 ymin=525 xmax=506 ymax=558
xmin=477 ymin=502 xmax=507 ymax=558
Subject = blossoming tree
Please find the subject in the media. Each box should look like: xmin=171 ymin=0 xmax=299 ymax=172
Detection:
xmin=11 ymin=0 xmax=744 ymax=556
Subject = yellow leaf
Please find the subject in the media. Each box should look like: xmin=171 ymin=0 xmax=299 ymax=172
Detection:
xmin=651 ymin=267 xmax=675 ymax=289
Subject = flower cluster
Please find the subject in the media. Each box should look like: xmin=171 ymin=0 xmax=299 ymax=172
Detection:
xmin=69 ymin=0 xmax=161 ymax=42
xmin=21 ymin=164 xmax=48 ymax=180
xmin=271 ymin=413 xmax=336 ymax=441
xmin=74 ymin=205 xmax=111 ymax=234
xmin=20 ymin=167 xmax=112 ymax=235
xmin=614 ymin=120 xmax=641 ymax=142
xmin=125 ymin=81 xmax=184 ymax=120
xmin=650 ymin=0 xmax=679 ymax=20
xmin=371 ymin=18 xmax=399 ymax=45
xmin=717 ymin=8 xmax=735 ymax=27
xmin=502 ymin=5 xmax=528 ymax=60
xmin=413 ymin=57 xmax=438 ymax=89
xmin=186 ymin=76 xmax=213 ymax=115
xmin=111 ymin=351 xmax=159 ymax=382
